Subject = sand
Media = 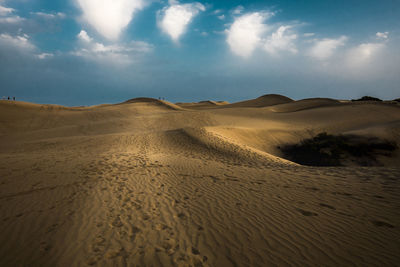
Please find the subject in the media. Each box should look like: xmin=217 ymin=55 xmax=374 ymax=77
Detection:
xmin=0 ymin=96 xmax=399 ymax=266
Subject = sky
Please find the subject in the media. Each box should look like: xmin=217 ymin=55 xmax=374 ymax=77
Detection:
xmin=0 ymin=0 xmax=399 ymax=106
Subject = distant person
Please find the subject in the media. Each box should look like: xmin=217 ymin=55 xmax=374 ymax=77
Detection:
xmin=7 ymin=96 xmax=10 ymax=100
xmin=13 ymin=97 xmax=15 ymax=101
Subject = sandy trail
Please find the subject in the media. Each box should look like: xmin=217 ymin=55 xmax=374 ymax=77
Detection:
xmin=0 ymin=99 xmax=399 ymax=266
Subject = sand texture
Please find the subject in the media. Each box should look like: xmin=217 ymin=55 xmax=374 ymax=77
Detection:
xmin=0 ymin=97 xmax=400 ymax=266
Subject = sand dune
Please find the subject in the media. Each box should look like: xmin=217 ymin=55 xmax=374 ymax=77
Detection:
xmin=176 ymin=100 xmax=229 ymax=109
xmin=269 ymin=97 xmax=341 ymax=112
xmin=0 ymin=96 xmax=399 ymax=266
xmin=123 ymin=97 xmax=184 ymax=111
xmin=225 ymin=94 xmax=293 ymax=108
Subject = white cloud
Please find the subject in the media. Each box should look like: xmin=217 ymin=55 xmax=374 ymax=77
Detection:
xmin=0 ymin=5 xmax=14 ymax=16
xmin=303 ymin=32 xmax=315 ymax=37
xmin=36 ymin=52 xmax=54 ymax=59
xmin=0 ymin=15 xmax=24 ymax=23
xmin=77 ymin=29 xmax=92 ymax=42
xmin=32 ymin=11 xmax=66 ymax=19
xmin=263 ymin=26 xmax=297 ymax=55
xmin=0 ymin=33 xmax=35 ymax=50
xmin=0 ymin=4 xmax=24 ymax=24
xmin=158 ymin=1 xmax=205 ymax=43
xmin=307 ymin=36 xmax=390 ymax=79
xmin=232 ymin=5 xmax=244 ymax=15
xmin=74 ymin=29 xmax=153 ymax=64
xmin=226 ymin=12 xmax=270 ymax=58
xmin=226 ymin=12 xmax=297 ymax=58
xmin=376 ymin=31 xmax=389 ymax=40
xmin=76 ymin=0 xmax=145 ymax=40
xmin=356 ymin=43 xmax=384 ymax=58
xmin=346 ymin=42 xmax=384 ymax=67
xmin=217 ymin=14 xmax=225 ymax=20
xmin=213 ymin=9 xmax=222 ymax=15
xmin=308 ymin=36 xmax=347 ymax=60
xmin=0 ymin=33 xmax=55 ymax=59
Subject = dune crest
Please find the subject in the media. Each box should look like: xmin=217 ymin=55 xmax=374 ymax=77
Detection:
xmin=226 ymin=94 xmax=293 ymax=108
xmin=270 ymin=98 xmax=341 ymax=112
xmin=176 ymin=100 xmax=229 ymax=109
xmin=123 ymin=97 xmax=184 ymax=111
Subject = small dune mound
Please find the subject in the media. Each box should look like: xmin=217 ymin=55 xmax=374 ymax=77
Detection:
xmin=169 ymin=127 xmax=288 ymax=166
xmin=270 ymin=98 xmax=341 ymax=113
xmin=198 ymin=100 xmax=218 ymax=105
xmin=226 ymin=94 xmax=293 ymax=108
xmin=176 ymin=100 xmax=229 ymax=109
xmin=122 ymin=97 xmax=183 ymax=110
xmin=279 ymin=132 xmax=398 ymax=166
xmin=0 ymin=100 xmax=92 ymax=111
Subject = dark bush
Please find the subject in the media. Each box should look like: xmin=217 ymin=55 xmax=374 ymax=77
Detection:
xmin=279 ymin=132 xmax=397 ymax=166
xmin=351 ymin=96 xmax=382 ymax=102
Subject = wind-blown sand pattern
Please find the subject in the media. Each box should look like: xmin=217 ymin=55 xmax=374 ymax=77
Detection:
xmin=0 ymin=96 xmax=399 ymax=266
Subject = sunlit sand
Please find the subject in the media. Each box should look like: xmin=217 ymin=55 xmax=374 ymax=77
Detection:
xmin=0 ymin=95 xmax=399 ymax=266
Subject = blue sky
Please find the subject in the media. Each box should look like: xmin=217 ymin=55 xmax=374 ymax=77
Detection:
xmin=0 ymin=0 xmax=399 ymax=105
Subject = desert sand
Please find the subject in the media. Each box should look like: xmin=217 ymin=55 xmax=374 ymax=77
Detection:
xmin=0 ymin=95 xmax=399 ymax=266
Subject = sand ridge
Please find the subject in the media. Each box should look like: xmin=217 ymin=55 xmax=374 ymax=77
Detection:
xmin=0 ymin=96 xmax=399 ymax=266
xmin=224 ymin=94 xmax=293 ymax=108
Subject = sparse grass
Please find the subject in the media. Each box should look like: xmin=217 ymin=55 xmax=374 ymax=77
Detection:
xmin=279 ymin=132 xmax=397 ymax=166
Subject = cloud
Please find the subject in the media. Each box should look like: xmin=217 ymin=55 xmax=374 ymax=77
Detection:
xmin=0 ymin=33 xmax=35 ymax=50
xmin=0 ymin=5 xmax=14 ymax=16
xmin=74 ymin=29 xmax=153 ymax=64
xmin=0 ymin=16 xmax=24 ymax=23
xmin=0 ymin=33 xmax=56 ymax=60
xmin=158 ymin=1 xmax=205 ymax=43
xmin=376 ymin=31 xmax=389 ymax=40
xmin=232 ymin=5 xmax=244 ymax=15
xmin=308 ymin=36 xmax=347 ymax=60
xmin=77 ymin=29 xmax=92 ymax=42
xmin=0 ymin=4 xmax=24 ymax=24
xmin=303 ymin=32 xmax=315 ymax=37
xmin=306 ymin=35 xmax=391 ymax=80
xmin=36 ymin=52 xmax=54 ymax=59
xmin=226 ymin=12 xmax=270 ymax=58
xmin=346 ymin=42 xmax=384 ymax=67
xmin=217 ymin=14 xmax=225 ymax=20
xmin=31 ymin=12 xmax=66 ymax=19
xmin=76 ymin=0 xmax=145 ymax=40
xmin=263 ymin=26 xmax=297 ymax=55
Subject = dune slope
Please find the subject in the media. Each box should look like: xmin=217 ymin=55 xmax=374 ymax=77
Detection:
xmin=0 ymin=98 xmax=399 ymax=266
xmin=226 ymin=94 xmax=293 ymax=108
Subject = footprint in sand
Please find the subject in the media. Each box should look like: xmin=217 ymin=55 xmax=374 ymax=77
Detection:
xmin=371 ymin=220 xmax=394 ymax=228
xmin=177 ymin=212 xmax=186 ymax=219
xmin=306 ymin=187 xmax=320 ymax=191
xmin=111 ymin=217 xmax=123 ymax=227
xmin=191 ymin=247 xmax=200 ymax=255
xmin=40 ymin=241 xmax=52 ymax=252
xmin=129 ymin=226 xmax=141 ymax=240
xmin=296 ymin=208 xmax=318 ymax=216
xmin=319 ymin=203 xmax=336 ymax=210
